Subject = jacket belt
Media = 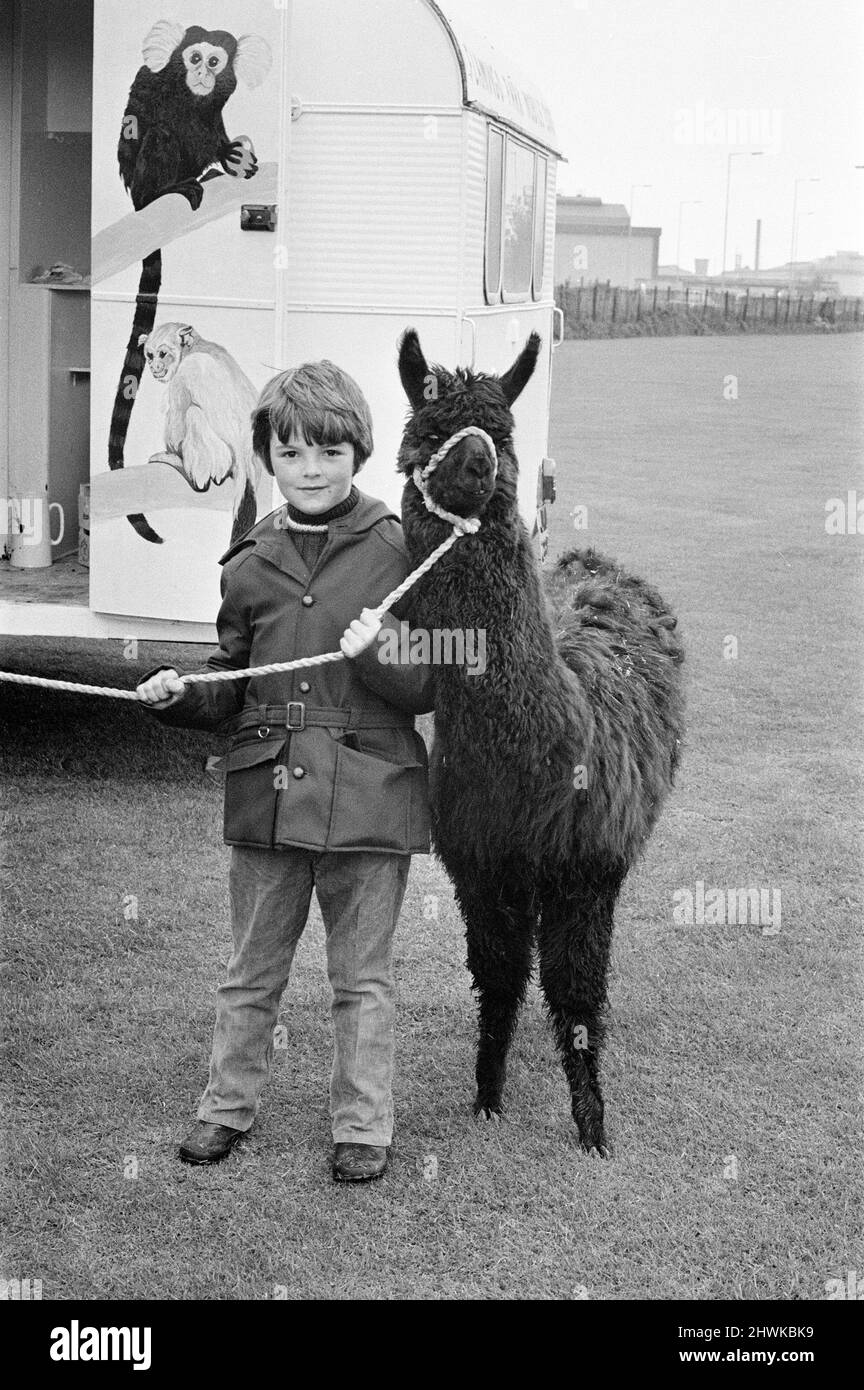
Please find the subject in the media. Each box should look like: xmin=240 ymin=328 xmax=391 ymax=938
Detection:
xmin=229 ymin=703 xmax=414 ymax=734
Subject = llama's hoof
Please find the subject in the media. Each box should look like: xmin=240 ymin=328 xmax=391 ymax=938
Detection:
xmin=473 ymin=1099 xmax=503 ymax=1121
xmin=576 ymin=1121 xmax=611 ymax=1156
xmin=587 ymin=1143 xmax=613 ymax=1160
xmin=574 ymin=1101 xmax=608 ymax=1156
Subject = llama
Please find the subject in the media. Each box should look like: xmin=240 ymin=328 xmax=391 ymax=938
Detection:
xmin=396 ymin=329 xmax=685 ymax=1155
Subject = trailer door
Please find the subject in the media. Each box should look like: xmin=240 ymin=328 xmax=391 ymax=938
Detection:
xmin=89 ymin=1 xmax=286 ymax=624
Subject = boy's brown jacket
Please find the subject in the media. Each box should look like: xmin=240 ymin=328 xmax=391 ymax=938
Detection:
xmin=146 ymin=493 xmax=434 ymax=854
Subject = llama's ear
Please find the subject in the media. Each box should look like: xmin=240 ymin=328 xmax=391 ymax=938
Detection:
xmin=500 ymin=332 xmax=542 ymax=406
xmin=398 ymin=329 xmax=430 ymax=413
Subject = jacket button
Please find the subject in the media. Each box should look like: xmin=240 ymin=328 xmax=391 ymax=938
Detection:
xmin=299 ymin=681 xmax=311 ymax=694
xmin=257 ymin=725 xmax=270 ymax=739
xmin=301 ymin=594 xmax=314 ymax=607
xmin=292 ymin=766 xmax=305 ymax=779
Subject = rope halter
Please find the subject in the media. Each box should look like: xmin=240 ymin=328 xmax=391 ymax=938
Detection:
xmin=412 ymin=425 xmax=497 ymax=536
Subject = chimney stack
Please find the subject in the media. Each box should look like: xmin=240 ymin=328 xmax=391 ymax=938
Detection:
xmin=754 ymin=219 xmax=762 ymax=272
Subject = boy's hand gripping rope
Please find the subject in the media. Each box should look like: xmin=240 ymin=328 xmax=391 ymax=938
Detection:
xmin=0 ymin=428 xmax=494 ymax=703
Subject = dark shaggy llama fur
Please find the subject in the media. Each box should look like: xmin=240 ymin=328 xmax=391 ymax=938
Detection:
xmin=396 ymin=329 xmax=685 ymax=1155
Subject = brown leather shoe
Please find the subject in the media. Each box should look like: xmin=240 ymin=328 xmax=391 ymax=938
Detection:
xmin=178 ymin=1121 xmax=244 ymax=1165
xmin=332 ymin=1142 xmax=388 ymax=1182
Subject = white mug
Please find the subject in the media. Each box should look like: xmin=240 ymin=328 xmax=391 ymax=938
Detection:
xmin=5 ymin=496 xmax=65 ymax=568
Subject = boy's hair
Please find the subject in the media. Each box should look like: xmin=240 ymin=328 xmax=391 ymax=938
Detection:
xmin=251 ymin=360 xmax=373 ymax=475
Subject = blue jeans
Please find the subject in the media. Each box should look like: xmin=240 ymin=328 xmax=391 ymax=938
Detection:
xmin=197 ymin=846 xmax=410 ymax=1145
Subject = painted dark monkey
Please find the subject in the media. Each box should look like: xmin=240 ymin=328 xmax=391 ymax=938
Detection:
xmin=109 ymin=20 xmax=271 ymax=542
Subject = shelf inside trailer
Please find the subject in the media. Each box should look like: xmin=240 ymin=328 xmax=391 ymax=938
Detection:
xmin=0 ymin=554 xmax=89 ymax=606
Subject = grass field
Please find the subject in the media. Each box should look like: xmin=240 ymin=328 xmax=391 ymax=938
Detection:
xmin=1 ymin=335 xmax=861 ymax=1301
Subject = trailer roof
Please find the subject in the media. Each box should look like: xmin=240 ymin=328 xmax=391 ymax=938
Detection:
xmin=428 ymin=1 xmax=562 ymax=157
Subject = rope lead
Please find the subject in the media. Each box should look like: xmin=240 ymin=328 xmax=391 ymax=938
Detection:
xmin=0 ymin=524 xmax=468 ymax=702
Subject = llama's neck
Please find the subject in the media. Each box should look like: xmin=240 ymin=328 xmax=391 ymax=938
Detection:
xmin=415 ymin=510 xmax=568 ymax=697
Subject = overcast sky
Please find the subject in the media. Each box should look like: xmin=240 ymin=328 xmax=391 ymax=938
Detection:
xmin=447 ymin=0 xmax=864 ymax=272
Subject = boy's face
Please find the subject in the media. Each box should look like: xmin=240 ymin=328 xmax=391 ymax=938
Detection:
xmin=269 ymin=431 xmax=355 ymax=514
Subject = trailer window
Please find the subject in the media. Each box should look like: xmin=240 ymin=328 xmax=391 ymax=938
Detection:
xmin=485 ymin=132 xmax=548 ymax=304
xmin=502 ymin=139 xmax=536 ymax=301
xmin=484 ymin=127 xmax=505 ymax=302
xmin=532 ymin=157 xmax=548 ymax=300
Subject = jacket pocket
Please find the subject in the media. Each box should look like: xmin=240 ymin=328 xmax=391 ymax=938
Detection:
xmin=328 ymin=740 xmax=429 ymax=852
xmin=223 ymin=732 xmax=287 ymax=846
xmin=354 ymin=725 xmax=423 ymax=766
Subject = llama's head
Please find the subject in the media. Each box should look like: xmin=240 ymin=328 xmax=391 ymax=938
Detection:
xmin=397 ymin=329 xmax=541 ymax=519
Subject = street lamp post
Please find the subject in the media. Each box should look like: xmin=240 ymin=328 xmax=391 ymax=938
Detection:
xmin=676 ymin=200 xmax=702 ymax=271
xmin=795 ymin=211 xmax=816 ymax=268
xmin=626 ymin=182 xmax=651 ymax=288
xmin=790 ymin=177 xmax=820 ymax=270
xmin=721 ymin=151 xmax=763 ymax=276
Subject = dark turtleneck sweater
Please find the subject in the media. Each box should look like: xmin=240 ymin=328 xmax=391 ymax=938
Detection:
xmin=284 ymin=485 xmax=360 ymax=568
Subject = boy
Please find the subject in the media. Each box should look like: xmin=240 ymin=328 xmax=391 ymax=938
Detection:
xmin=137 ymin=360 xmax=432 ymax=1182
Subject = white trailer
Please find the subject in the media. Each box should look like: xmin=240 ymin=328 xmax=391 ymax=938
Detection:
xmin=1 ymin=0 xmax=561 ymax=643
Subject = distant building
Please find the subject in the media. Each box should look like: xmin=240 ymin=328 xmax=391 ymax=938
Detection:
xmin=554 ymin=195 xmax=661 ymax=288
xmin=808 ymin=252 xmax=864 ymax=297
xmin=654 ymin=253 xmax=864 ymax=297
xmin=655 ymin=265 xmax=810 ymax=294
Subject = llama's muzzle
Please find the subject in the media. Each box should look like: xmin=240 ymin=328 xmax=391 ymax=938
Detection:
xmin=419 ymin=426 xmax=497 ymax=482
xmin=413 ymin=426 xmax=497 ymax=534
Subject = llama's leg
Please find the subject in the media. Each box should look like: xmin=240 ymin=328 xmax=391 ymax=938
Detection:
xmin=454 ymin=870 xmax=536 ymax=1117
xmin=537 ymin=862 xmax=624 ymax=1156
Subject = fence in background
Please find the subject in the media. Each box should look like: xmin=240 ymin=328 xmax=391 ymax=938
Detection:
xmin=556 ymin=282 xmax=864 ymax=329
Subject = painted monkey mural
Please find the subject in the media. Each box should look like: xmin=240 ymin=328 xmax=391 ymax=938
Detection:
xmin=109 ymin=19 xmax=272 ymax=543
xmin=140 ymin=323 xmax=263 ymax=541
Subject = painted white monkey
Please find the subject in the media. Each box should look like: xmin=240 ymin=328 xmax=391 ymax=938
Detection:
xmin=139 ymin=322 xmax=264 ymax=538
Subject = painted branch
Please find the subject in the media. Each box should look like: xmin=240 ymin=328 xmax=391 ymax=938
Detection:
xmin=91 ymin=163 xmax=279 ymax=286
xmin=90 ymin=463 xmax=234 ymax=519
